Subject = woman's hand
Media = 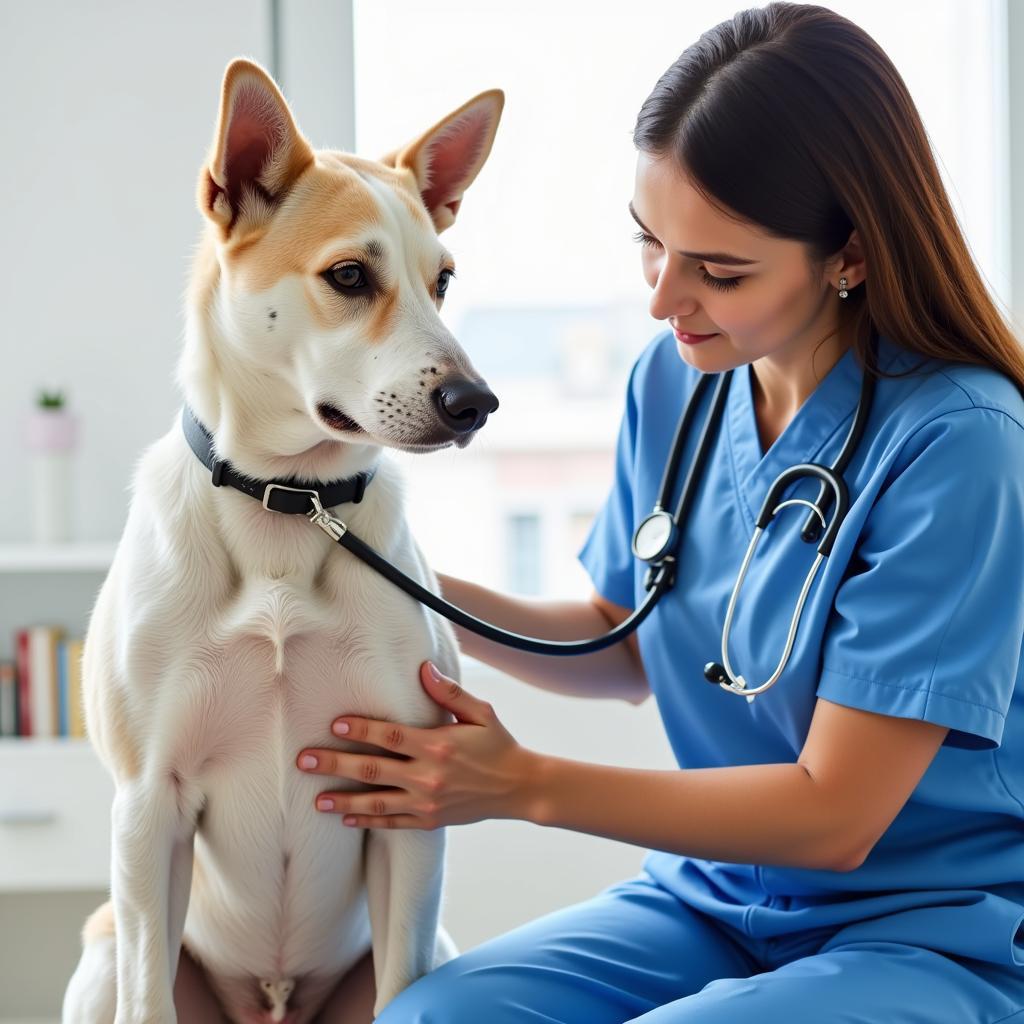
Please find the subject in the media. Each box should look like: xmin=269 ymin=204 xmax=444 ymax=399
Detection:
xmin=297 ymin=661 xmax=539 ymax=830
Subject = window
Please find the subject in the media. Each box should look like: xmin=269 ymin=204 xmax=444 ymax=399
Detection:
xmin=351 ymin=1 xmax=1008 ymax=597
xmin=505 ymin=513 xmax=542 ymax=594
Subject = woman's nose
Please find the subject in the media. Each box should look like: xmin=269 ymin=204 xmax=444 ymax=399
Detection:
xmin=648 ymin=260 xmax=698 ymax=322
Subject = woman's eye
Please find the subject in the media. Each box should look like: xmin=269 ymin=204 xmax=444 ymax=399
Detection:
xmin=325 ymin=262 xmax=368 ymax=291
xmin=436 ymin=268 xmax=454 ymax=297
xmin=632 ymin=231 xmax=742 ymax=291
xmin=700 ymin=270 xmax=742 ymax=291
xmin=632 ymin=229 xmax=662 ymax=250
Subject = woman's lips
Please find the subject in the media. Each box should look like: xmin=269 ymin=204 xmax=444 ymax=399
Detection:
xmin=673 ymin=328 xmax=719 ymax=345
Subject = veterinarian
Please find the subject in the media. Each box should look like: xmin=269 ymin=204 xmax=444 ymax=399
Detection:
xmin=298 ymin=4 xmax=1024 ymax=1021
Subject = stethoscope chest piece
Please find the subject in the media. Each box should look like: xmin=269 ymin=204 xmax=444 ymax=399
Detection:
xmin=632 ymin=509 xmax=677 ymax=562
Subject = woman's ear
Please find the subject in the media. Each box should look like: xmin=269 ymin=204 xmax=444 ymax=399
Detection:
xmin=828 ymin=228 xmax=867 ymax=290
xmin=379 ymin=89 xmax=504 ymax=234
xmin=196 ymin=57 xmax=315 ymax=240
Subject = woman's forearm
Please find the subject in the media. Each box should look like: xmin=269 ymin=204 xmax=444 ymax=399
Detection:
xmin=512 ymin=753 xmax=862 ymax=873
xmin=436 ymin=572 xmax=647 ymax=704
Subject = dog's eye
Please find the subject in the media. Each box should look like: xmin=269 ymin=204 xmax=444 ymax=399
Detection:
xmin=436 ymin=268 xmax=454 ymax=297
xmin=325 ymin=262 xmax=368 ymax=291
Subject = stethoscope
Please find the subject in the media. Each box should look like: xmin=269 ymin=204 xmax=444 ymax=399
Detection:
xmin=304 ymin=327 xmax=878 ymax=701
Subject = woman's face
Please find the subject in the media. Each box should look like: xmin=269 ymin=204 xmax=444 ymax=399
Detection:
xmin=631 ymin=150 xmax=845 ymax=378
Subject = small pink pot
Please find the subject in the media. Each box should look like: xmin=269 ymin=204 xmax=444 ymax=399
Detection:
xmin=27 ymin=407 xmax=79 ymax=453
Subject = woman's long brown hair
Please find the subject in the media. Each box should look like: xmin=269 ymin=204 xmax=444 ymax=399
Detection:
xmin=633 ymin=2 xmax=1024 ymax=397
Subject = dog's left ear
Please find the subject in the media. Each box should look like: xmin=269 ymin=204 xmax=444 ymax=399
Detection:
xmin=197 ymin=58 xmax=315 ymax=240
xmin=380 ymin=90 xmax=504 ymax=234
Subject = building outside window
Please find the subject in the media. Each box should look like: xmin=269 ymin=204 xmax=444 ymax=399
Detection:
xmin=506 ymin=512 xmax=543 ymax=594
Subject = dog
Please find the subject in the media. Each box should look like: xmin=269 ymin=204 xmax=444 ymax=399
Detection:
xmin=61 ymin=57 xmax=502 ymax=1023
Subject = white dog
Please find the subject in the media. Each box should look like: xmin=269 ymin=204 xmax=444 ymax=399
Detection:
xmin=62 ymin=57 xmax=502 ymax=1023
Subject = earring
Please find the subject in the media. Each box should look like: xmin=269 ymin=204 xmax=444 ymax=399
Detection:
xmin=838 ymin=276 xmax=849 ymax=299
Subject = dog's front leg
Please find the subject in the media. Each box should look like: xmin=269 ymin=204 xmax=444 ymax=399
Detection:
xmin=110 ymin=780 xmax=190 ymax=1023
xmin=365 ymin=826 xmax=447 ymax=1018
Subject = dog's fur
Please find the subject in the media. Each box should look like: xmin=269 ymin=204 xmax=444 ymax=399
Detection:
xmin=62 ymin=58 xmax=502 ymax=1023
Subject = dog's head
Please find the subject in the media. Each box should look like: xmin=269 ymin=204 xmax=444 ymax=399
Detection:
xmin=187 ymin=58 xmax=501 ymax=459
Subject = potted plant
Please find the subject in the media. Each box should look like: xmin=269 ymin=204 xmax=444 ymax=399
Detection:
xmin=26 ymin=388 xmax=79 ymax=543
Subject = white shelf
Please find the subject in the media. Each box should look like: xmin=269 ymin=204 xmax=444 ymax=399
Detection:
xmin=0 ymin=542 xmax=116 ymax=573
xmin=0 ymin=736 xmax=91 ymax=748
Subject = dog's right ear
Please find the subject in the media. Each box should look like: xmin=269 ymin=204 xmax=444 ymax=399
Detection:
xmin=197 ymin=58 xmax=315 ymax=240
xmin=379 ymin=90 xmax=504 ymax=234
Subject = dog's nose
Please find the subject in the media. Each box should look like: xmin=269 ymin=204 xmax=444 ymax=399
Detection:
xmin=433 ymin=378 xmax=499 ymax=434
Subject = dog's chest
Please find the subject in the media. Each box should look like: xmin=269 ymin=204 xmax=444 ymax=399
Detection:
xmin=174 ymin=552 xmax=440 ymax=775
xmin=220 ymin=570 xmax=356 ymax=673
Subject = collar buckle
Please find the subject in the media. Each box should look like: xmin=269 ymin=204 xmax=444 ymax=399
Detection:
xmin=262 ymin=482 xmax=321 ymax=513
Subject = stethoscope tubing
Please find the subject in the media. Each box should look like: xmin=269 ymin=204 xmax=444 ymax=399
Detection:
xmin=307 ymin=503 xmax=676 ymax=655
xmin=304 ymin=331 xmax=877 ymax=661
xmin=304 ymin=368 xmax=730 ymax=656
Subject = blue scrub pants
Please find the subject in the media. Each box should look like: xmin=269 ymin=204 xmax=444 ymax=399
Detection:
xmin=375 ymin=872 xmax=1024 ymax=1023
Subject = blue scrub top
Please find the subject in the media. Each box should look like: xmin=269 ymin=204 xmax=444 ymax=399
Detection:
xmin=577 ymin=328 xmax=1024 ymax=968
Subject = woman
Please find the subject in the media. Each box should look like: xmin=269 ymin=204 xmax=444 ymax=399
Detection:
xmin=181 ymin=3 xmax=1024 ymax=1020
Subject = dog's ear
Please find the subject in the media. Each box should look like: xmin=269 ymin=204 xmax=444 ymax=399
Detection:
xmin=379 ymin=90 xmax=504 ymax=234
xmin=197 ymin=58 xmax=315 ymax=239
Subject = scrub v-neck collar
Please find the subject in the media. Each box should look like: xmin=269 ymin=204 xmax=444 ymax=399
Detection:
xmin=726 ymin=341 xmax=863 ymax=527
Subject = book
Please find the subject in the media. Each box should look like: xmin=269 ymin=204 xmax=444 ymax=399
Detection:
xmin=15 ymin=627 xmax=31 ymax=735
xmin=10 ymin=626 xmax=85 ymax=737
xmin=58 ymin=640 xmax=68 ymax=736
xmin=0 ymin=661 xmax=17 ymax=736
xmin=30 ymin=625 xmax=64 ymax=737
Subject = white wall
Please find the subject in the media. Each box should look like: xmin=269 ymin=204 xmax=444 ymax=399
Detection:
xmin=0 ymin=0 xmax=361 ymax=545
xmin=1 ymin=0 xmax=268 ymax=542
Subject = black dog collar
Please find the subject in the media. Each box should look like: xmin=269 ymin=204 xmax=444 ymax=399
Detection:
xmin=181 ymin=404 xmax=376 ymax=514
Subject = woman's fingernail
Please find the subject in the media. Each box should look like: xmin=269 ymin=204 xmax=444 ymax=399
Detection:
xmin=333 ymin=721 xmax=350 ymax=736
xmin=317 ymin=797 xmax=334 ymax=811
xmin=300 ymin=754 xmax=318 ymax=770
xmin=428 ymin=661 xmax=442 ymax=682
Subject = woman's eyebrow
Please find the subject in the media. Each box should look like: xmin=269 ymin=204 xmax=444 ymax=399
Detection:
xmin=628 ymin=202 xmax=759 ymax=267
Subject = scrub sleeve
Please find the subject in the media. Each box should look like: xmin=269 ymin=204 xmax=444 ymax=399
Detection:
xmin=817 ymin=407 xmax=1024 ymax=751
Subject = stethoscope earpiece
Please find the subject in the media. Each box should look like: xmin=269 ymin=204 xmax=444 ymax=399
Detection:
xmin=703 ymin=662 xmax=727 ymax=684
